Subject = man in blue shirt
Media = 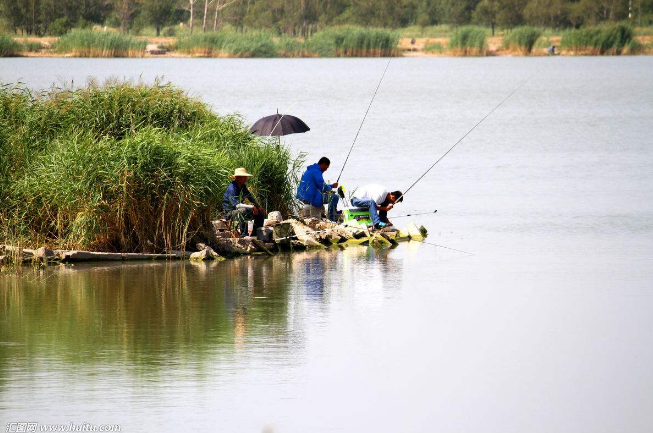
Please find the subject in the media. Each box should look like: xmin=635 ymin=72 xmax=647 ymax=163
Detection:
xmin=296 ymin=157 xmax=338 ymax=221
xmin=223 ymin=167 xmax=266 ymax=236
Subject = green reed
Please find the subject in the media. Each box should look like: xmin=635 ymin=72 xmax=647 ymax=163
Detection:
xmin=55 ymin=30 xmax=146 ymax=57
xmin=306 ymin=26 xmax=400 ymax=57
xmin=0 ymin=34 xmax=21 ymax=56
xmin=561 ymin=23 xmax=635 ymax=55
xmin=505 ymin=26 xmax=542 ymax=54
xmin=175 ymin=31 xmax=278 ymax=57
xmin=449 ymin=26 xmax=487 ymax=56
xmin=0 ymin=80 xmax=300 ymax=253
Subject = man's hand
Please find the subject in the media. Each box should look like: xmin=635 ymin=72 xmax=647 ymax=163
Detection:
xmin=332 ymin=183 xmax=338 ymax=188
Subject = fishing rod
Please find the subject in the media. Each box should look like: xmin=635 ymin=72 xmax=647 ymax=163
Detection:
xmin=391 ymin=210 xmax=437 ymax=219
xmin=336 ymin=57 xmax=392 ymax=183
xmin=397 ymin=70 xmax=540 ymax=202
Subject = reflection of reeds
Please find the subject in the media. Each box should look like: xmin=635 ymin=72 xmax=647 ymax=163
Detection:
xmin=505 ymin=26 xmax=542 ymax=55
xmin=449 ymin=26 xmax=486 ymax=56
xmin=0 ymin=259 xmax=292 ymax=370
xmin=0 ymin=80 xmax=300 ymax=252
xmin=561 ymin=23 xmax=636 ymax=55
xmin=55 ymin=30 xmax=146 ymax=57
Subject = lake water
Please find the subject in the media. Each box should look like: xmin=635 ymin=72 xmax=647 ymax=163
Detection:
xmin=1 ymin=57 xmax=653 ymax=432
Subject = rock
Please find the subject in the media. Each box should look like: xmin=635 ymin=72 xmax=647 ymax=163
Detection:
xmin=256 ymin=227 xmax=274 ymax=242
xmin=190 ymin=246 xmax=222 ymax=261
xmin=289 ymin=220 xmax=325 ymax=248
xmin=403 ymin=223 xmax=424 ymax=242
xmin=273 ymin=222 xmax=293 ymax=246
xmin=370 ymin=233 xmax=392 ymax=249
xmin=263 ymin=218 xmax=277 ymax=227
xmin=304 ymin=218 xmax=320 ymax=230
xmin=34 ymin=247 xmax=55 ymax=259
xmin=212 ymin=219 xmax=228 ymax=231
xmin=60 ymin=251 xmax=123 ymax=262
xmin=268 ymin=211 xmax=283 ymax=223
xmin=215 ymin=238 xmax=258 ymax=255
xmin=196 ymin=242 xmax=208 ymax=251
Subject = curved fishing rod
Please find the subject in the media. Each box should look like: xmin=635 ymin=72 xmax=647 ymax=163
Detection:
xmin=337 ymin=57 xmax=392 ymax=183
xmin=397 ymin=70 xmax=540 ymax=202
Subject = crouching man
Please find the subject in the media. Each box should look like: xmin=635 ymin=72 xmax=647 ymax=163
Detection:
xmin=223 ymin=167 xmax=266 ymax=236
xmin=351 ymin=184 xmax=403 ymax=229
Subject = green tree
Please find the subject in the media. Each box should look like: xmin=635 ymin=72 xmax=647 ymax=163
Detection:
xmin=473 ymin=0 xmax=499 ymax=34
xmin=142 ymin=0 xmax=175 ymax=36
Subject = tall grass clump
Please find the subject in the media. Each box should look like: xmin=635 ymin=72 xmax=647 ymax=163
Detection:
xmin=561 ymin=23 xmax=635 ymax=55
xmin=0 ymin=34 xmax=21 ymax=56
xmin=0 ymin=80 xmax=300 ymax=253
xmin=505 ymin=26 xmax=542 ymax=54
xmin=306 ymin=26 xmax=399 ymax=57
xmin=449 ymin=26 xmax=486 ymax=56
xmin=55 ymin=30 xmax=146 ymax=57
xmin=175 ymin=31 xmax=278 ymax=57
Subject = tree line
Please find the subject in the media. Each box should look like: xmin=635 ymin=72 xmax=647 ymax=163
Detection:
xmin=2 ymin=0 xmax=653 ymax=37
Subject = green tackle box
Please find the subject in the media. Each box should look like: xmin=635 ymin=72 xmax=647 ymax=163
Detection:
xmin=342 ymin=207 xmax=372 ymax=226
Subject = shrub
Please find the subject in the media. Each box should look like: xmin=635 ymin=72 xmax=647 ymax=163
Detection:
xmin=305 ymin=26 xmax=399 ymax=57
xmin=449 ymin=26 xmax=486 ymax=56
xmin=0 ymin=34 xmax=21 ymax=56
xmin=55 ymin=30 xmax=146 ymax=57
xmin=0 ymin=81 xmax=301 ymax=252
xmin=176 ymin=31 xmax=278 ymax=57
xmin=50 ymin=17 xmax=71 ymax=36
xmin=561 ymin=23 xmax=635 ymax=55
xmin=505 ymin=26 xmax=542 ymax=54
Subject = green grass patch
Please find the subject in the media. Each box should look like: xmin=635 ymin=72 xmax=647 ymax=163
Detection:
xmin=55 ymin=30 xmax=146 ymax=57
xmin=0 ymin=80 xmax=301 ymax=252
xmin=0 ymin=34 xmax=21 ymax=56
xmin=561 ymin=23 xmax=635 ymax=55
xmin=504 ymin=26 xmax=542 ymax=54
xmin=449 ymin=26 xmax=486 ymax=56
xmin=305 ymin=26 xmax=399 ymax=57
xmin=175 ymin=30 xmax=278 ymax=57
xmin=423 ymin=41 xmax=444 ymax=54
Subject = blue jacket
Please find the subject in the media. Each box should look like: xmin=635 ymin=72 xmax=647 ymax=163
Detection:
xmin=223 ymin=181 xmax=259 ymax=213
xmin=296 ymin=163 xmax=332 ymax=207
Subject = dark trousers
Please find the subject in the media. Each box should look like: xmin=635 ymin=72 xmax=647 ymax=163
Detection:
xmin=227 ymin=208 xmax=265 ymax=236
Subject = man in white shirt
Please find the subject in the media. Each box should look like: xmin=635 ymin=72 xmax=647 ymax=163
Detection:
xmin=351 ymin=184 xmax=403 ymax=229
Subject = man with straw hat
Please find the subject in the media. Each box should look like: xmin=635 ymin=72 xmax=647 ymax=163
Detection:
xmin=223 ymin=167 xmax=266 ymax=236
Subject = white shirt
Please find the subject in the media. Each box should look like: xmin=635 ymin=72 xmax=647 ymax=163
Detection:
xmin=353 ymin=184 xmax=389 ymax=206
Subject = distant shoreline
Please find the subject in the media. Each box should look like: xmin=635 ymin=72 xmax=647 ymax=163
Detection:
xmin=10 ymin=35 xmax=653 ymax=58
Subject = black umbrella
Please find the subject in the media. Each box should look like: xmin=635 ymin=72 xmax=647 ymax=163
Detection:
xmin=249 ymin=112 xmax=310 ymax=137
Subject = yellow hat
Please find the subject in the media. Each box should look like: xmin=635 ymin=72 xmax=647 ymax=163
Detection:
xmin=231 ymin=167 xmax=253 ymax=178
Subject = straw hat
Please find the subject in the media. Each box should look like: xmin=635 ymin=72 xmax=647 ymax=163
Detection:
xmin=231 ymin=167 xmax=253 ymax=178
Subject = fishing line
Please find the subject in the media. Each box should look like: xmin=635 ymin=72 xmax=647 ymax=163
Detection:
xmin=392 ymin=210 xmax=437 ymax=219
xmin=337 ymin=57 xmax=392 ymax=183
xmin=268 ymin=100 xmax=299 ymax=137
xmin=421 ymin=241 xmax=475 ymax=256
xmin=398 ymin=69 xmax=540 ymax=202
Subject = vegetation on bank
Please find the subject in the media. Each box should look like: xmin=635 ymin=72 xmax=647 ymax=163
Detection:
xmin=55 ymin=30 xmax=146 ymax=57
xmin=0 ymin=81 xmax=301 ymax=253
xmin=449 ymin=26 xmax=486 ymax=56
xmin=561 ymin=23 xmax=640 ymax=55
xmin=174 ymin=26 xmax=399 ymax=57
xmin=504 ymin=26 xmax=542 ymax=54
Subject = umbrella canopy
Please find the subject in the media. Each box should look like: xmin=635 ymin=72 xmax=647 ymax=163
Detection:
xmin=249 ymin=113 xmax=310 ymax=137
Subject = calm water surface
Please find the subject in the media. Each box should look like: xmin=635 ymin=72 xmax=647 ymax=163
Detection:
xmin=1 ymin=57 xmax=653 ymax=432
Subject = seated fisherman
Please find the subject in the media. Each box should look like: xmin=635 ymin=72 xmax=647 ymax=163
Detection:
xmin=296 ymin=157 xmax=339 ymax=221
xmin=223 ymin=167 xmax=266 ymax=235
xmin=351 ymin=184 xmax=403 ymax=229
